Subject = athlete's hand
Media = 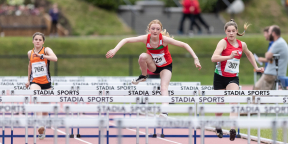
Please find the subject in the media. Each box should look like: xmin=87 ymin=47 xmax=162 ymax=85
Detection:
xmin=33 ymin=53 xmax=40 ymax=58
xmin=229 ymin=51 xmax=239 ymax=59
xmin=194 ymin=58 xmax=201 ymax=70
xmin=25 ymin=81 xmax=30 ymax=88
xmin=106 ymin=49 xmax=116 ymax=58
xmin=255 ymin=67 xmax=264 ymax=73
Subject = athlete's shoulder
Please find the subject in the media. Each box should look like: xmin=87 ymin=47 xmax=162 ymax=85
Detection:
xmin=218 ymin=39 xmax=227 ymax=45
xmin=241 ymin=41 xmax=247 ymax=48
xmin=27 ymin=50 xmax=32 ymax=59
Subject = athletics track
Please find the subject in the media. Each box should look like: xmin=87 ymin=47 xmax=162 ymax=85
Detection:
xmin=1 ymin=85 xmax=264 ymax=144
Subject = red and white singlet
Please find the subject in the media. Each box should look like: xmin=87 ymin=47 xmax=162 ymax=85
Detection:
xmin=146 ymin=33 xmax=172 ymax=67
xmin=215 ymin=37 xmax=243 ymax=77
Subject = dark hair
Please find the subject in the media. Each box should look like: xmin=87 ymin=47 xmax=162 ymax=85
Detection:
xmin=263 ymin=26 xmax=270 ymax=32
xmin=271 ymin=26 xmax=281 ymax=36
xmin=32 ymin=32 xmax=45 ymax=42
xmin=224 ymin=19 xmax=251 ymax=36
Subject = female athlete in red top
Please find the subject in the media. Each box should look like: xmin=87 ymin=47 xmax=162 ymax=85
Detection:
xmin=211 ymin=19 xmax=264 ymax=140
xmin=25 ymin=32 xmax=57 ymax=140
xmin=106 ymin=19 xmax=201 ymax=112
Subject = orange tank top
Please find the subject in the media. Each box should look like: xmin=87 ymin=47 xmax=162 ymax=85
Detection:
xmin=30 ymin=47 xmax=51 ymax=84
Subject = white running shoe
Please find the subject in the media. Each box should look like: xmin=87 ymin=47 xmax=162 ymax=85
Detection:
xmin=132 ymin=75 xmax=148 ymax=85
xmin=38 ymin=126 xmax=46 ymax=140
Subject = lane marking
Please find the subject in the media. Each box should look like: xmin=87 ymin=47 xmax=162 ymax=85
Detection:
xmin=51 ymin=127 xmax=92 ymax=144
xmin=109 ymin=121 xmax=182 ymax=144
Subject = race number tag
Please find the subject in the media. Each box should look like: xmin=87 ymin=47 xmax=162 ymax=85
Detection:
xmin=151 ymin=53 xmax=167 ymax=66
xmin=32 ymin=62 xmax=47 ymax=78
xmin=224 ymin=58 xmax=240 ymax=73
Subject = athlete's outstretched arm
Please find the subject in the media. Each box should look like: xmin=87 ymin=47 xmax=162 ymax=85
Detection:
xmin=32 ymin=48 xmax=58 ymax=61
xmin=242 ymin=42 xmax=264 ymax=73
xmin=163 ymin=36 xmax=201 ymax=70
xmin=106 ymin=35 xmax=147 ymax=58
xmin=211 ymin=39 xmax=236 ymax=62
xmin=26 ymin=51 xmax=32 ymax=88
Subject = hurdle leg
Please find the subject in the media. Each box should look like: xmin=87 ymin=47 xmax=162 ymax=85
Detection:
xmin=153 ymin=102 xmax=157 ymax=138
xmin=33 ymin=112 xmax=36 ymax=144
xmin=2 ymin=102 xmax=5 ymax=144
xmin=70 ymin=102 xmax=74 ymax=138
xmin=11 ymin=102 xmax=14 ymax=144
xmin=76 ymin=102 xmax=81 ymax=138
xmin=283 ymin=121 xmax=287 ymax=144
xmin=66 ymin=126 xmax=69 ymax=144
xmin=117 ymin=120 xmax=122 ymax=144
xmin=25 ymin=110 xmax=28 ymax=144
xmin=272 ymin=120 xmax=277 ymax=144
xmin=189 ymin=122 xmax=192 ymax=144
xmin=257 ymin=100 xmax=261 ymax=144
xmin=106 ymin=109 xmax=109 ymax=144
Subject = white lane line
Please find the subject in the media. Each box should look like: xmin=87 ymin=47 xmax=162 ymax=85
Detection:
xmin=51 ymin=127 xmax=92 ymax=144
xmin=109 ymin=121 xmax=182 ymax=144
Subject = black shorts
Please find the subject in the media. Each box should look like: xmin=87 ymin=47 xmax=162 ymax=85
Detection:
xmin=153 ymin=63 xmax=172 ymax=74
xmin=213 ymin=73 xmax=239 ymax=90
xmin=30 ymin=82 xmax=52 ymax=89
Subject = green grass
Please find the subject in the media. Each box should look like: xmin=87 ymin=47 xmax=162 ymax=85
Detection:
xmin=221 ymin=0 xmax=288 ymax=33
xmin=1 ymin=35 xmax=288 ymax=84
xmin=48 ymin=0 xmax=134 ymax=36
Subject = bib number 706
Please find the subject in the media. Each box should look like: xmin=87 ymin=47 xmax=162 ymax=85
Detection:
xmin=34 ymin=66 xmax=44 ymax=73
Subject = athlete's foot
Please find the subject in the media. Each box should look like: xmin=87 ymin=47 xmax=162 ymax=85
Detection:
xmin=132 ymin=75 xmax=148 ymax=85
xmin=216 ymin=128 xmax=223 ymax=138
xmin=38 ymin=126 xmax=46 ymax=140
xmin=230 ymin=129 xmax=236 ymax=141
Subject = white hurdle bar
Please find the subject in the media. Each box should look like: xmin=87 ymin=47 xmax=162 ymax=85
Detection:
xmin=54 ymin=81 xmax=201 ymax=86
xmin=9 ymin=90 xmax=103 ymax=96
xmin=104 ymin=90 xmax=198 ymax=96
xmin=115 ymin=117 xmax=286 ymax=144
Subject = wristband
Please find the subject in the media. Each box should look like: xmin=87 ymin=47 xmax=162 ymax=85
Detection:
xmin=40 ymin=54 xmax=44 ymax=60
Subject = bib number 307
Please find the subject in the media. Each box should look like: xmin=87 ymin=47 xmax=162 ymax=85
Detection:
xmin=32 ymin=61 xmax=47 ymax=78
xmin=224 ymin=59 xmax=240 ymax=73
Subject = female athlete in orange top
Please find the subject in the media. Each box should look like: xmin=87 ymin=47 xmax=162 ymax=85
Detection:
xmin=25 ymin=32 xmax=57 ymax=140
xmin=106 ymin=19 xmax=201 ymax=116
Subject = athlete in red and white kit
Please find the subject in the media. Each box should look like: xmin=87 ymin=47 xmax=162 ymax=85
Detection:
xmin=106 ymin=19 xmax=201 ymax=115
xmin=211 ymin=19 xmax=264 ymax=141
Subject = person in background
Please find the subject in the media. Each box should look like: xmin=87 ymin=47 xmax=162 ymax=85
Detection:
xmin=254 ymin=25 xmax=288 ymax=90
xmin=49 ymin=4 xmax=59 ymax=37
xmin=178 ymin=0 xmax=196 ymax=36
xmin=257 ymin=26 xmax=273 ymax=69
xmin=190 ymin=0 xmax=213 ymax=34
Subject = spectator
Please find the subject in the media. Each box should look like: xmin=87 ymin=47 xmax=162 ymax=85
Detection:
xmin=49 ymin=4 xmax=59 ymax=37
xmin=257 ymin=26 xmax=274 ymax=69
xmin=190 ymin=0 xmax=213 ymax=34
xmin=178 ymin=0 xmax=195 ymax=36
xmin=254 ymin=25 xmax=288 ymax=90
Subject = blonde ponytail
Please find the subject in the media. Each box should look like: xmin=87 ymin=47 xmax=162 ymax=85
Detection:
xmin=237 ymin=22 xmax=251 ymax=36
xmin=224 ymin=19 xmax=251 ymax=36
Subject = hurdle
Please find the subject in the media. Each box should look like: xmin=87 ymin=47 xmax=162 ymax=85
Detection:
xmin=64 ymin=104 xmax=195 ymax=144
xmin=54 ymin=81 xmax=201 ymax=86
xmin=115 ymin=117 xmax=287 ymax=144
xmin=0 ymin=97 xmax=29 ymax=144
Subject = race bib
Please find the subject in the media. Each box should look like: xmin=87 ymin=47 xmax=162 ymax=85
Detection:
xmin=151 ymin=53 xmax=167 ymax=66
xmin=32 ymin=61 xmax=47 ymax=78
xmin=224 ymin=58 xmax=240 ymax=73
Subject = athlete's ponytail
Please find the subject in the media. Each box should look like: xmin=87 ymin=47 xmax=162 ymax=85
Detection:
xmin=224 ymin=19 xmax=251 ymax=36
xmin=146 ymin=19 xmax=173 ymax=38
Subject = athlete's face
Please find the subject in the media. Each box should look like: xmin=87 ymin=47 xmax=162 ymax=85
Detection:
xmin=33 ymin=35 xmax=44 ymax=48
xmin=149 ymin=24 xmax=162 ymax=38
xmin=225 ymin=26 xmax=237 ymax=41
xmin=263 ymin=31 xmax=269 ymax=41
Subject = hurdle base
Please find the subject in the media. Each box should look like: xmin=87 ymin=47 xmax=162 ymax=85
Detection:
xmin=70 ymin=134 xmax=74 ymax=138
xmin=76 ymin=134 xmax=81 ymax=138
xmin=236 ymin=134 xmax=241 ymax=138
xmin=160 ymin=134 xmax=165 ymax=138
xmin=152 ymin=134 xmax=157 ymax=138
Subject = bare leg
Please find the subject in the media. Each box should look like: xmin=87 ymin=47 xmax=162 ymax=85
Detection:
xmin=226 ymin=83 xmax=239 ymax=118
xmin=138 ymin=53 xmax=156 ymax=76
xmin=160 ymin=69 xmax=172 ymax=105
xmin=215 ymin=89 xmax=225 ymax=117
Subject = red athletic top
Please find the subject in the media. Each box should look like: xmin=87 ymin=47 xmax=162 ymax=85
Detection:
xmin=191 ymin=0 xmax=201 ymax=14
xmin=146 ymin=33 xmax=172 ymax=67
xmin=30 ymin=47 xmax=51 ymax=84
xmin=182 ymin=0 xmax=193 ymax=14
xmin=214 ymin=37 xmax=243 ymax=77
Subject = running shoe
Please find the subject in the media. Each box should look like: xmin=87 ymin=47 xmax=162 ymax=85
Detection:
xmin=132 ymin=75 xmax=148 ymax=85
xmin=160 ymin=113 xmax=168 ymax=117
xmin=38 ymin=126 xmax=46 ymax=140
xmin=230 ymin=129 xmax=236 ymax=141
xmin=216 ymin=127 xmax=223 ymax=138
